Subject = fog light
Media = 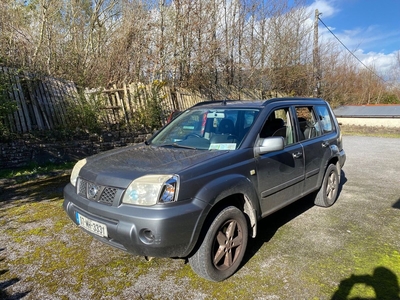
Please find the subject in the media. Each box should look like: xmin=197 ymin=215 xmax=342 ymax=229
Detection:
xmin=140 ymin=229 xmax=155 ymax=244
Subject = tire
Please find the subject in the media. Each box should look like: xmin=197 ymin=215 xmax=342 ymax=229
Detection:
xmin=189 ymin=206 xmax=248 ymax=282
xmin=315 ymin=164 xmax=339 ymax=207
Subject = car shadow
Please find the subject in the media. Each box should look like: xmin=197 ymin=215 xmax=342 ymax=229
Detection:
xmin=331 ymin=266 xmax=400 ymax=299
xmin=393 ymin=198 xmax=400 ymax=209
xmin=338 ymin=170 xmax=347 ymax=195
xmin=242 ymin=170 xmax=348 ymax=268
xmin=243 ymin=193 xmax=316 ymax=264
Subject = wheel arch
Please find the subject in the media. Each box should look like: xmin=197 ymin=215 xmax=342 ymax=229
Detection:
xmin=328 ymin=144 xmax=340 ymax=168
xmin=188 ymin=175 xmax=260 ymax=257
xmin=316 ymin=144 xmax=341 ymax=187
xmin=197 ymin=174 xmax=259 ymax=236
xmin=205 ymin=193 xmax=258 ymax=238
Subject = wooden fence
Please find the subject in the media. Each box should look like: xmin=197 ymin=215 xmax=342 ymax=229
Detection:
xmin=1 ymin=67 xmax=270 ymax=135
xmin=1 ymin=67 xmax=206 ymax=134
xmin=86 ymin=82 xmax=204 ymax=130
xmin=0 ymin=67 xmax=79 ymax=133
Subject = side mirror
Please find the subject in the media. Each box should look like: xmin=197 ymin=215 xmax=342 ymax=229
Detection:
xmin=255 ymin=137 xmax=284 ymax=156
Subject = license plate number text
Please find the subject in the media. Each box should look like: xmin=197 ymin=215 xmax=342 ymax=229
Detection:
xmin=76 ymin=213 xmax=108 ymax=237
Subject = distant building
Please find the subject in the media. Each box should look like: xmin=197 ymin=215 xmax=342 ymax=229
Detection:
xmin=333 ymin=105 xmax=400 ymax=128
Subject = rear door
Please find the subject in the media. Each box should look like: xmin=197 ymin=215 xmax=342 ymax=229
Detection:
xmin=295 ymin=105 xmax=337 ymax=193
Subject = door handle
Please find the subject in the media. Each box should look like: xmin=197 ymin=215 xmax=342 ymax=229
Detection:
xmin=292 ymin=151 xmax=303 ymax=159
xmin=322 ymin=141 xmax=330 ymax=148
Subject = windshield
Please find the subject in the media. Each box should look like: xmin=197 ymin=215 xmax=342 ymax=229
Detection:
xmin=150 ymin=107 xmax=260 ymax=150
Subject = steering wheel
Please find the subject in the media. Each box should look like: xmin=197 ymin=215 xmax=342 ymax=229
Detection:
xmin=185 ymin=133 xmax=203 ymax=139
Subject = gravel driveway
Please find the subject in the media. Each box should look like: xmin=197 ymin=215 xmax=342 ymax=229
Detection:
xmin=1 ymin=135 xmax=400 ymax=299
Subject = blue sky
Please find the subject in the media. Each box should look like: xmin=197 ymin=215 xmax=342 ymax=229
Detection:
xmin=306 ymin=0 xmax=400 ymax=76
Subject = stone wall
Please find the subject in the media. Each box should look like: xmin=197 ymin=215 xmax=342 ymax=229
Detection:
xmin=0 ymin=132 xmax=149 ymax=169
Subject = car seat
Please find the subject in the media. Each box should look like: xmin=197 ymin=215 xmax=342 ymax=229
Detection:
xmin=210 ymin=119 xmax=237 ymax=143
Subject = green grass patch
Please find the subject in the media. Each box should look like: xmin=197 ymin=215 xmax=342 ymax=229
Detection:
xmin=0 ymin=161 xmax=74 ymax=179
xmin=341 ymin=125 xmax=400 ymax=138
xmin=330 ymin=247 xmax=400 ymax=299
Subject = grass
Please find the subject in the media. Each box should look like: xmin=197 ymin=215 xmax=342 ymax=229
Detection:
xmin=341 ymin=125 xmax=400 ymax=138
xmin=0 ymin=161 xmax=74 ymax=180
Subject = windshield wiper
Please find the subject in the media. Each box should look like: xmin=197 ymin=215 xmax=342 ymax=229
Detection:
xmin=159 ymin=143 xmax=197 ymax=150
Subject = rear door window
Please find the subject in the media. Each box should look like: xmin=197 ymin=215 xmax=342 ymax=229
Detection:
xmin=295 ymin=106 xmax=322 ymax=140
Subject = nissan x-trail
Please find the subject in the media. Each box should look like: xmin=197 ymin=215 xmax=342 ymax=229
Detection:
xmin=63 ymin=97 xmax=346 ymax=281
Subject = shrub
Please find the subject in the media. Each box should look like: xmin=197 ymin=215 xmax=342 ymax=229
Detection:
xmin=0 ymin=72 xmax=17 ymax=138
xmin=64 ymin=91 xmax=105 ymax=135
xmin=130 ymin=80 xmax=166 ymax=132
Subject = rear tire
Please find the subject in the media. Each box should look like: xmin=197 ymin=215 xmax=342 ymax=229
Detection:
xmin=315 ymin=164 xmax=339 ymax=207
xmin=189 ymin=206 xmax=248 ymax=282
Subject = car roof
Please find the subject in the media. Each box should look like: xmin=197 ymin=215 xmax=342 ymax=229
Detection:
xmin=192 ymin=98 xmax=326 ymax=109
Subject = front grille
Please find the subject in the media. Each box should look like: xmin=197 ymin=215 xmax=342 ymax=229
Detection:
xmin=77 ymin=178 xmax=119 ymax=205
xmin=100 ymin=187 xmax=117 ymax=204
xmin=78 ymin=179 xmax=88 ymax=196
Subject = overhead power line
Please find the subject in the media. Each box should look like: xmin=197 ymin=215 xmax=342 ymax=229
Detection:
xmin=318 ymin=16 xmax=386 ymax=83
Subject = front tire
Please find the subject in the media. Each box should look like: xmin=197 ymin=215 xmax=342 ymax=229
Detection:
xmin=189 ymin=206 xmax=248 ymax=282
xmin=315 ymin=164 xmax=339 ymax=207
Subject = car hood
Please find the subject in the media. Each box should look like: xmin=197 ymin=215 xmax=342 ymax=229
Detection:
xmin=79 ymin=143 xmax=227 ymax=188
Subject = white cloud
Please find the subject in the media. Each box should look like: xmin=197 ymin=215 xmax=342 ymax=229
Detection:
xmin=320 ymin=28 xmax=400 ymax=79
xmin=307 ymin=0 xmax=339 ymax=18
xmin=306 ymin=1 xmax=400 ymax=79
xmin=355 ymin=50 xmax=399 ymax=78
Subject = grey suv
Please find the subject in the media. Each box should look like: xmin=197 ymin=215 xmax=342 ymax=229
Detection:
xmin=63 ymin=98 xmax=346 ymax=281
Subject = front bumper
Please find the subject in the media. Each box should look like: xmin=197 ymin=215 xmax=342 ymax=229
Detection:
xmin=63 ymin=183 xmax=209 ymax=258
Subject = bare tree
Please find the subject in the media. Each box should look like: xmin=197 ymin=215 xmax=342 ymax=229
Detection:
xmin=0 ymin=1 xmax=34 ymax=69
xmin=1 ymin=0 xmax=398 ymax=104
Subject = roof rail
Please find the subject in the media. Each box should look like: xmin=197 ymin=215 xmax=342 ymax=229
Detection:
xmin=192 ymin=100 xmax=241 ymax=107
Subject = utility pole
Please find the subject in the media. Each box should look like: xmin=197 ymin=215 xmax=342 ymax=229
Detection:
xmin=313 ymin=9 xmax=321 ymax=97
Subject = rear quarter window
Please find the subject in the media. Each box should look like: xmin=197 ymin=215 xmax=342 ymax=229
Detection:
xmin=315 ymin=105 xmax=334 ymax=134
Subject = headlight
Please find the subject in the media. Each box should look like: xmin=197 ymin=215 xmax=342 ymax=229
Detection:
xmin=122 ymin=175 xmax=179 ymax=206
xmin=70 ymin=159 xmax=87 ymax=186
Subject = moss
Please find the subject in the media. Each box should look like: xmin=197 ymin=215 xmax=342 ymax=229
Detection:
xmin=83 ymin=255 xmax=149 ymax=298
xmin=1 ymin=173 xmax=400 ymax=299
xmin=159 ymin=261 xmax=191 ymax=281
xmin=53 ymin=218 xmax=71 ymax=232
xmin=25 ymin=227 xmax=46 ymax=236
xmin=5 ymin=205 xmax=30 ymax=217
xmin=131 ymin=259 xmax=153 ymax=279
xmin=14 ymin=238 xmax=89 ymax=294
xmin=308 ymin=244 xmax=400 ymax=299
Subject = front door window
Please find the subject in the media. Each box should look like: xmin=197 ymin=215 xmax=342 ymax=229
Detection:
xmin=260 ymin=108 xmax=295 ymax=146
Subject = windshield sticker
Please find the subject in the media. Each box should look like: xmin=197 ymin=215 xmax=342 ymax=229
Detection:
xmin=209 ymin=143 xmax=236 ymax=150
